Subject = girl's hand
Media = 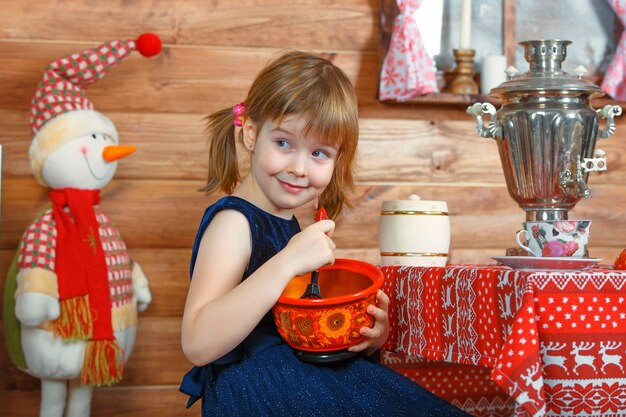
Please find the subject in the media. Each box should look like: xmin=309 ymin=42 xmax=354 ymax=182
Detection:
xmin=348 ymin=289 xmax=390 ymax=355
xmin=279 ymin=219 xmax=336 ymax=278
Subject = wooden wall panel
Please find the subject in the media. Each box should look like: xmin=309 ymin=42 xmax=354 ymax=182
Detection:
xmin=4 ymin=111 xmax=626 ymax=183
xmin=357 ymin=117 xmax=626 ymax=185
xmin=0 ymin=0 xmax=377 ymax=52
xmin=4 ymin=178 xmax=626 ymax=252
xmin=6 ymin=111 xmax=514 ymax=181
xmin=0 ymin=41 xmax=472 ymax=120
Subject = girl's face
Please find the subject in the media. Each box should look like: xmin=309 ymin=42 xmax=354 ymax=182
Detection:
xmin=242 ymin=114 xmax=338 ymax=217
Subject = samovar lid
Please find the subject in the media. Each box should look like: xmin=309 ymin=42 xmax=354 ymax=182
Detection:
xmin=489 ymin=39 xmax=604 ymax=99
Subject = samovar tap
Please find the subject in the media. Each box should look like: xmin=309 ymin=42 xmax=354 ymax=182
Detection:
xmin=558 ymin=169 xmax=585 ymax=199
xmin=558 ymin=160 xmax=592 ymax=199
xmin=575 ymin=160 xmax=591 ymax=198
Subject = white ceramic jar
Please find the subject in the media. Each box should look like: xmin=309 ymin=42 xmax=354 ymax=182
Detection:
xmin=378 ymin=195 xmax=450 ymax=266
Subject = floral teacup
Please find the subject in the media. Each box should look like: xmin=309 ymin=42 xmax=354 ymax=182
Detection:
xmin=515 ymin=220 xmax=591 ymax=257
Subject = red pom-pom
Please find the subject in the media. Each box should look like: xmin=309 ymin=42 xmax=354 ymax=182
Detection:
xmin=614 ymin=249 xmax=626 ymax=270
xmin=135 ymin=33 xmax=162 ymax=57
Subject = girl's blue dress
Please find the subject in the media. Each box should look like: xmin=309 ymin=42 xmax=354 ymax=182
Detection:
xmin=180 ymin=196 xmax=470 ymax=417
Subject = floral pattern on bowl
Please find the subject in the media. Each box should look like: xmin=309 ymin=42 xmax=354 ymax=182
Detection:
xmin=273 ymin=297 xmax=375 ymax=351
xmin=272 ymin=258 xmax=383 ymax=353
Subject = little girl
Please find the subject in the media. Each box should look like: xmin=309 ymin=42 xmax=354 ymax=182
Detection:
xmin=180 ymin=51 xmax=469 ymax=416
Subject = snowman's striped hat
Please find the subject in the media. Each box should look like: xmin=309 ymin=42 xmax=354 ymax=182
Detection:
xmin=28 ymin=33 xmax=161 ymax=185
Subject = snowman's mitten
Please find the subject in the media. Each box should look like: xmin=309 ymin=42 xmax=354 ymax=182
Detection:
xmin=131 ymin=261 xmax=151 ymax=313
xmin=14 ymin=268 xmax=60 ymax=327
xmin=15 ymin=293 xmax=60 ymax=327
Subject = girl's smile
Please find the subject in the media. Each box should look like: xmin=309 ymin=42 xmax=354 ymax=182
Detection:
xmin=276 ymin=178 xmax=309 ymax=194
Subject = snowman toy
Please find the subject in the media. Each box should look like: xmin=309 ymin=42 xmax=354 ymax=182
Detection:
xmin=3 ymin=33 xmax=161 ymax=417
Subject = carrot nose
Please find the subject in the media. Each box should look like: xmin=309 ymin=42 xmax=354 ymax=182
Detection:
xmin=102 ymin=145 xmax=136 ymax=162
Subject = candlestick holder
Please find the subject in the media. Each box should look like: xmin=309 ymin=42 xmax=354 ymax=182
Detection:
xmin=446 ymin=49 xmax=478 ymax=95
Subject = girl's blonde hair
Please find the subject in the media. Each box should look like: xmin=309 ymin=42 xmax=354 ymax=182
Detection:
xmin=200 ymin=50 xmax=359 ymax=219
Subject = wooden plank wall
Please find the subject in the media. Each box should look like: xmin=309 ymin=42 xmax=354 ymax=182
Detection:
xmin=2 ymin=1 xmax=626 ymax=415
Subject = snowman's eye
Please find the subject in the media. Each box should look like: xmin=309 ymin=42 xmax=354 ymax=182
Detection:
xmin=92 ymin=134 xmax=97 ymax=139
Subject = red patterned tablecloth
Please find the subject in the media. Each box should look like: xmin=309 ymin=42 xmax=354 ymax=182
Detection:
xmin=381 ymin=350 xmax=517 ymax=417
xmin=380 ymin=265 xmax=626 ymax=417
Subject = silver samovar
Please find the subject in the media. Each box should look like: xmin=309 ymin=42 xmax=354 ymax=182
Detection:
xmin=468 ymin=40 xmax=622 ymax=221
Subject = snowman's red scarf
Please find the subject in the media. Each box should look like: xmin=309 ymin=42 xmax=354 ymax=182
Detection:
xmin=49 ymin=188 xmax=123 ymax=386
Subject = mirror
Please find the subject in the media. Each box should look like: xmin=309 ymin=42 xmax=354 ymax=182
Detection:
xmin=379 ymin=0 xmax=622 ymax=103
xmin=415 ymin=0 xmax=503 ymax=80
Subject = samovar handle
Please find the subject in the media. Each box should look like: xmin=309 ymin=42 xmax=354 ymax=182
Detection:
xmin=466 ymin=102 xmax=500 ymax=139
xmin=597 ymin=104 xmax=622 ymax=139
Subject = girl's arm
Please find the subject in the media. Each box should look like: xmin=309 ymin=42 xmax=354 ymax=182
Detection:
xmin=181 ymin=209 xmax=335 ymax=366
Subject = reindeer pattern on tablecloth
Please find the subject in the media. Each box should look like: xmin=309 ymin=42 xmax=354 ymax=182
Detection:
xmin=539 ymin=340 xmax=625 ymax=376
xmin=599 ymin=341 xmax=624 ymax=373
xmin=496 ymin=270 xmax=524 ymax=338
xmin=571 ymin=342 xmax=597 ymax=375
xmin=540 ymin=341 xmax=569 ymax=373
xmin=395 ymin=274 xmax=410 ymax=353
xmin=507 ymin=362 xmax=544 ymax=411
xmin=442 ymin=312 xmax=455 ymax=338
xmin=508 ymin=381 xmax=538 ymax=408
xmin=498 ymin=292 xmax=514 ymax=320
xmin=521 ymin=363 xmax=544 ymax=395
xmin=442 ymin=285 xmax=453 ymax=309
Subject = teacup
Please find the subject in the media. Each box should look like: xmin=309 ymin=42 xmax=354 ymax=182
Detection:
xmin=515 ymin=220 xmax=591 ymax=257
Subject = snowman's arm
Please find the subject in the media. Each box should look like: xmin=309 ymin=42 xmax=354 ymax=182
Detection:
xmin=14 ymin=268 xmax=60 ymax=327
xmin=131 ymin=261 xmax=151 ymax=313
xmin=14 ymin=211 xmax=61 ymax=327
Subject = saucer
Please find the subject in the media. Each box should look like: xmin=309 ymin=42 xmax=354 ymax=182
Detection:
xmin=492 ymin=256 xmax=602 ymax=270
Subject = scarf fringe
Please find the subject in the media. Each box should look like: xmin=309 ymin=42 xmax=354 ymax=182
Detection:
xmin=55 ymin=295 xmax=93 ymax=340
xmin=81 ymin=339 xmax=124 ymax=386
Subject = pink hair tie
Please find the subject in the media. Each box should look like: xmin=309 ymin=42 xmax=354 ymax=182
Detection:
xmin=233 ymin=102 xmax=245 ymax=127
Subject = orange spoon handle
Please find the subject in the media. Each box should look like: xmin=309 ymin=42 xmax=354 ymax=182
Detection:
xmin=316 ymin=207 xmax=327 ymax=222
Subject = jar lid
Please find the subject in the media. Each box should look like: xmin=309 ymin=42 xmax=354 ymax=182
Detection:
xmin=489 ymin=40 xmax=604 ymax=99
xmin=381 ymin=194 xmax=448 ymax=213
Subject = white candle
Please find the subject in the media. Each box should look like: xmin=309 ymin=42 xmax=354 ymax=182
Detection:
xmin=480 ymin=55 xmax=507 ymax=95
xmin=459 ymin=0 xmax=472 ymax=49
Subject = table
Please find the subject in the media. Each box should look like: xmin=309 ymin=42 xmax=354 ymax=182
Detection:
xmin=381 ymin=350 xmax=517 ymax=417
xmin=380 ymin=265 xmax=626 ymax=417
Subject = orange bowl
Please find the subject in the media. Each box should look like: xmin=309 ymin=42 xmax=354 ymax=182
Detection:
xmin=272 ymin=258 xmax=383 ymax=354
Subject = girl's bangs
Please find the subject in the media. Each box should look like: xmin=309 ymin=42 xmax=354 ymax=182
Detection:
xmin=272 ymin=94 xmax=357 ymax=149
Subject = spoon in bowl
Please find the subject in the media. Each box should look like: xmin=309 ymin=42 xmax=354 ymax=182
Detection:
xmin=300 ymin=207 xmax=327 ymax=299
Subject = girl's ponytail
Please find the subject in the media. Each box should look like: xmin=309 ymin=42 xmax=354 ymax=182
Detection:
xmin=199 ymin=107 xmax=241 ymax=195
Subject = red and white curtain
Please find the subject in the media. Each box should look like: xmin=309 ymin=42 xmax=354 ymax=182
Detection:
xmin=379 ymin=0 xmax=438 ymax=101
xmin=602 ymin=0 xmax=626 ymax=99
